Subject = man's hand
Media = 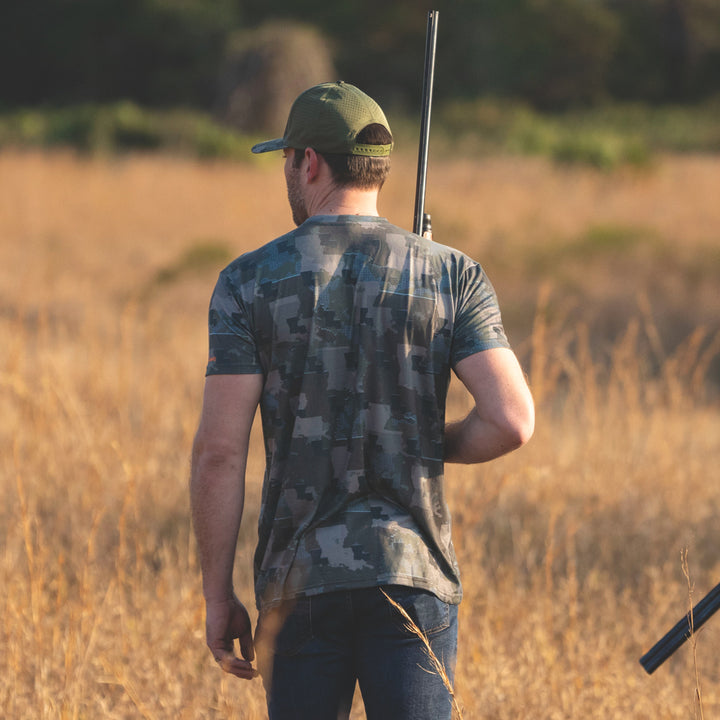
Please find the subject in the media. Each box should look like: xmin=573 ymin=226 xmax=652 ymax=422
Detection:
xmin=206 ymin=594 xmax=258 ymax=679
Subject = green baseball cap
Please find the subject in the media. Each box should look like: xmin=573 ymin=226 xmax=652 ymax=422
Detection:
xmin=251 ymin=81 xmax=393 ymax=157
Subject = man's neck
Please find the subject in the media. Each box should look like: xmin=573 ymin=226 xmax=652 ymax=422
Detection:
xmin=310 ymin=187 xmax=380 ymax=218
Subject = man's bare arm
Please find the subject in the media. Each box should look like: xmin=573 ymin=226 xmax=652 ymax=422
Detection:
xmin=444 ymin=347 xmax=534 ymax=464
xmin=190 ymin=372 xmax=263 ymax=678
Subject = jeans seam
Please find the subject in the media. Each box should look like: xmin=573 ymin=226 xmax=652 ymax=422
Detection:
xmin=307 ymin=595 xmax=313 ymax=639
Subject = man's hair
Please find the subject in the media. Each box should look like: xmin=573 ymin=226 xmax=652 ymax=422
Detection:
xmin=292 ymin=123 xmax=392 ymax=190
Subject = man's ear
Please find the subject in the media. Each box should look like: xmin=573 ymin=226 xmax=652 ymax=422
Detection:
xmin=304 ymin=147 xmax=321 ymax=182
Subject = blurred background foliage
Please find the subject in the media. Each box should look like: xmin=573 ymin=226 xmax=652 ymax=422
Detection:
xmin=1 ymin=0 xmax=719 ymax=162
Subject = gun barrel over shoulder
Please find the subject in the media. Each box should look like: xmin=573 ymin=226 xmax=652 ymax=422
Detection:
xmin=413 ymin=10 xmax=439 ymax=238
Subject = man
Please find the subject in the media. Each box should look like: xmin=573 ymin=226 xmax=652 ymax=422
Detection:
xmin=190 ymin=81 xmax=534 ymax=720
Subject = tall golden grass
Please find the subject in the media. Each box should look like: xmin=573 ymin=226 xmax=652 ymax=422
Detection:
xmin=1 ymin=149 xmax=719 ymax=718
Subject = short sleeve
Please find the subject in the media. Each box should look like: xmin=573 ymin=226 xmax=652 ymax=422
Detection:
xmin=205 ymin=270 xmax=263 ymax=376
xmin=451 ymin=262 xmax=510 ymax=366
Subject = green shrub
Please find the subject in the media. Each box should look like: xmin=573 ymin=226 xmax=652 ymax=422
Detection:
xmin=551 ymin=132 xmax=651 ymax=170
xmin=0 ymin=103 xmax=253 ymax=160
xmin=437 ymin=98 xmax=658 ymax=168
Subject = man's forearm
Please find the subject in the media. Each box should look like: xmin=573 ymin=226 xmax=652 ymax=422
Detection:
xmin=190 ymin=374 xmax=263 ymax=602
xmin=190 ymin=443 xmax=247 ymax=601
xmin=444 ymin=409 xmax=528 ymax=464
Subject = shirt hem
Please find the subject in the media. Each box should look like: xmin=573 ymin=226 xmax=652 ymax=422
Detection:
xmin=206 ymin=365 xmax=264 ymax=376
xmin=257 ymin=574 xmax=462 ymax=611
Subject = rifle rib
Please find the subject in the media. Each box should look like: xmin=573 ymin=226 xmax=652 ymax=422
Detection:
xmin=413 ymin=10 xmax=439 ymax=237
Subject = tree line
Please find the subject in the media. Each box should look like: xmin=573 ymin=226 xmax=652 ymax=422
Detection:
xmin=2 ymin=0 xmax=719 ymax=117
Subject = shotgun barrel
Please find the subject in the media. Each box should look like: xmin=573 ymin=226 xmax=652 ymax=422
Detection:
xmin=413 ymin=10 xmax=439 ymax=238
xmin=640 ymin=580 xmax=720 ymax=674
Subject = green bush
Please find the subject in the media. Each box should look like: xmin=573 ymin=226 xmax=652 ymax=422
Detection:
xmin=0 ymin=103 xmax=253 ymax=160
xmin=551 ymin=132 xmax=651 ymax=170
xmin=436 ymin=99 xmax=654 ymax=169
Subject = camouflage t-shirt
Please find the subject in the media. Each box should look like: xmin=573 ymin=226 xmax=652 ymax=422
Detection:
xmin=206 ymin=215 xmax=509 ymax=610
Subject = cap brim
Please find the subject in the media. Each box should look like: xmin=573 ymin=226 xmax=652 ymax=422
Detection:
xmin=251 ymin=138 xmax=286 ymax=154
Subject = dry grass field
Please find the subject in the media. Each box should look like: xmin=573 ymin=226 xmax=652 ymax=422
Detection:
xmin=1 ymin=148 xmax=719 ymax=719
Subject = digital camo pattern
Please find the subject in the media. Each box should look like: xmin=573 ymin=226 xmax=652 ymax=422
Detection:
xmin=206 ymin=215 xmax=509 ymax=610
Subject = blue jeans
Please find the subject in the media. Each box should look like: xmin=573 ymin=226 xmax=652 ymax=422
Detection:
xmin=255 ymin=585 xmax=458 ymax=720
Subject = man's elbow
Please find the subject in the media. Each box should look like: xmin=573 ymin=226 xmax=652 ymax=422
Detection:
xmin=500 ymin=400 xmax=535 ymax=451
xmin=191 ymin=431 xmax=243 ymax=483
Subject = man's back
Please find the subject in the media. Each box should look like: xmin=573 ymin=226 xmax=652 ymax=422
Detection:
xmin=207 ymin=214 xmax=510 ymax=609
